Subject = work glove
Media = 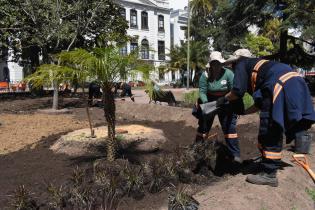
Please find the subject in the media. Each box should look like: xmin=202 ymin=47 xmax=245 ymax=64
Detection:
xmin=216 ymin=97 xmax=245 ymax=115
xmin=230 ymin=98 xmax=245 ymax=115
xmin=192 ymin=99 xmax=202 ymax=119
xmin=216 ymin=96 xmax=228 ymax=108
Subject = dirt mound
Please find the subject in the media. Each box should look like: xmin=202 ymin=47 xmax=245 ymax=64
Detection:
xmin=50 ymin=125 xmax=167 ymax=156
xmin=194 ymin=149 xmax=315 ymax=210
xmin=1 ymin=96 xmax=315 ymax=210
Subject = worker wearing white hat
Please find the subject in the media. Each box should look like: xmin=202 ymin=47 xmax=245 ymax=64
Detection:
xmin=215 ymin=48 xmax=315 ymax=187
xmin=194 ymin=51 xmax=241 ymax=163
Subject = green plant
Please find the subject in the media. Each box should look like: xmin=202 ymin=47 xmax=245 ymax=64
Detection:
xmin=306 ymin=188 xmax=315 ymax=201
xmin=168 ymin=185 xmax=199 ymax=210
xmin=183 ymin=91 xmax=199 ymax=105
xmin=46 ymin=183 xmax=67 ymax=209
xmin=58 ymin=46 xmax=153 ymax=161
xmin=122 ymin=164 xmax=145 ymax=200
xmin=116 ymin=135 xmax=125 ymax=142
xmin=10 ymin=185 xmax=39 ymax=210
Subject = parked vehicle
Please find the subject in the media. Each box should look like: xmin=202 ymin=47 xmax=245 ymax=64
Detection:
xmin=136 ymin=80 xmax=146 ymax=87
xmin=128 ymin=81 xmax=136 ymax=87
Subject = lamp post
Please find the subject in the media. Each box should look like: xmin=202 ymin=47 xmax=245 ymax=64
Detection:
xmin=186 ymin=0 xmax=191 ymax=90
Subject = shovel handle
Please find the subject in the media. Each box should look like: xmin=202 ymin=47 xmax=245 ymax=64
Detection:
xmin=292 ymin=154 xmax=315 ymax=182
xmin=306 ymin=168 xmax=315 ymax=181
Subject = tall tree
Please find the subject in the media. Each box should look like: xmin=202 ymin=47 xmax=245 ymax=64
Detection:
xmin=244 ymin=34 xmax=275 ymax=57
xmin=190 ymin=0 xmax=315 ymax=66
xmin=0 ymin=0 xmax=128 ymax=75
xmin=169 ymin=41 xmax=209 ymax=86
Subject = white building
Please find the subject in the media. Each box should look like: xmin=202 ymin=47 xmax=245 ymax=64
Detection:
xmin=0 ymin=49 xmax=23 ymax=83
xmin=117 ymin=0 xmax=172 ymax=82
xmin=168 ymin=8 xmax=188 ymax=81
xmin=170 ymin=8 xmax=188 ymax=48
xmin=1 ymin=0 xmax=187 ymax=84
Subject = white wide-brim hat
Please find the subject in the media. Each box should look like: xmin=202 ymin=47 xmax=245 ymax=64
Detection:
xmin=225 ymin=49 xmax=253 ymax=64
xmin=206 ymin=51 xmax=226 ymax=68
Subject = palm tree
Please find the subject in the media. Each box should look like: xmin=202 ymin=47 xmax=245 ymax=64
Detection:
xmin=190 ymin=0 xmax=215 ymax=16
xmin=25 ymin=64 xmax=75 ymax=110
xmin=58 ymin=46 xmax=152 ymax=161
xmin=169 ymin=41 xmax=209 ymax=87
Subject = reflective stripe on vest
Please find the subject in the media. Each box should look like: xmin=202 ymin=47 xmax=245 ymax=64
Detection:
xmin=225 ymin=133 xmax=238 ymax=139
xmin=263 ymin=151 xmax=282 ymax=160
xmin=273 ymin=72 xmax=301 ymax=103
xmin=251 ymin=60 xmax=269 ymax=92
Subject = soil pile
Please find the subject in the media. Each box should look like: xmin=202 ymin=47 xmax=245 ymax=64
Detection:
xmin=50 ymin=125 xmax=167 ymax=156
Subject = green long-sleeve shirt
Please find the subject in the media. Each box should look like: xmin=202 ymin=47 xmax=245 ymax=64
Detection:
xmin=199 ymin=67 xmax=234 ymax=103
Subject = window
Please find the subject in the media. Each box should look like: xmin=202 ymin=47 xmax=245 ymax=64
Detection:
xmin=130 ymin=9 xmax=137 ymax=28
xmin=119 ymin=45 xmax=127 ymax=56
xmin=159 ymin=68 xmax=164 ymax=80
xmin=141 ymin=11 xmax=148 ymax=30
xmin=158 ymin=15 xmax=164 ymax=32
xmin=141 ymin=39 xmax=149 ymax=59
xmin=158 ymin=41 xmax=165 ymax=60
xmin=120 ymin=8 xmax=126 ymax=19
xmin=130 ymin=41 xmax=138 ymax=52
xmin=180 ymin=26 xmax=187 ymax=30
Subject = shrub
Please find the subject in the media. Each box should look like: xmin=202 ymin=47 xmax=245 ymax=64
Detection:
xmin=183 ymin=91 xmax=199 ymax=105
xmin=168 ymin=186 xmax=199 ymax=210
xmin=10 ymin=185 xmax=39 ymax=210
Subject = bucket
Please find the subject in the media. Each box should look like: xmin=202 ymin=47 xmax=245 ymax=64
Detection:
xmin=295 ymin=132 xmax=312 ymax=154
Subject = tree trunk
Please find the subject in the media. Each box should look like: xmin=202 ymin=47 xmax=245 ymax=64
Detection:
xmin=82 ymin=87 xmax=94 ymax=137
xmin=52 ymin=81 xmax=59 ymax=110
xmin=102 ymin=85 xmax=116 ymax=161
xmin=279 ymin=29 xmax=288 ymax=63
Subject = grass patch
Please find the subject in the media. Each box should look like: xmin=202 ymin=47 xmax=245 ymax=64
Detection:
xmin=116 ymin=135 xmax=125 ymax=142
xmin=183 ymin=91 xmax=254 ymax=109
xmin=306 ymin=188 xmax=315 ymax=201
xmin=183 ymin=91 xmax=199 ymax=105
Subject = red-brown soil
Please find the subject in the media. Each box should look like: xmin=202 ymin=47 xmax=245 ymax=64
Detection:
xmin=0 ymin=95 xmax=314 ymax=210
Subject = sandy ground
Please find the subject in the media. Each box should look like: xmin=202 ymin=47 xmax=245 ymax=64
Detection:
xmin=0 ymin=90 xmax=314 ymax=209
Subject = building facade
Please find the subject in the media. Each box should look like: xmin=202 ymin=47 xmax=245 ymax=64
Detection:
xmin=169 ymin=8 xmax=188 ymax=82
xmin=117 ymin=0 xmax=172 ymax=82
xmin=0 ymin=49 xmax=23 ymax=83
xmin=170 ymin=8 xmax=188 ymax=48
xmin=0 ymin=0 xmax=187 ymax=84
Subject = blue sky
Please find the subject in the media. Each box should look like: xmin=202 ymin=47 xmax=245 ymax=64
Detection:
xmin=169 ymin=0 xmax=188 ymax=10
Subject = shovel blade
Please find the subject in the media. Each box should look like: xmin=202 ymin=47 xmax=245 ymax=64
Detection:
xmin=200 ymin=101 xmax=218 ymax=115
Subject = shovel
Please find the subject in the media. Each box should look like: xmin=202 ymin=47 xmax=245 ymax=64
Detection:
xmin=292 ymin=154 xmax=315 ymax=182
xmin=199 ymin=101 xmax=218 ymax=116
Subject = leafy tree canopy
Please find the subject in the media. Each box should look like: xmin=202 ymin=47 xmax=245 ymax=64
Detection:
xmin=0 ymin=0 xmax=128 ymax=74
xmin=244 ymin=34 xmax=275 ymax=57
xmin=189 ymin=0 xmax=315 ymax=66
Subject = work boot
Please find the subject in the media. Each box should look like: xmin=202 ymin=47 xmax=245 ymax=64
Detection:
xmin=246 ymin=171 xmax=278 ymax=187
xmin=233 ymin=156 xmax=243 ymax=164
xmin=195 ymin=133 xmax=207 ymax=143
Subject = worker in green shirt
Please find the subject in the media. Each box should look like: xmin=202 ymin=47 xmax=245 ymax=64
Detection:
xmin=195 ymin=51 xmax=241 ymax=163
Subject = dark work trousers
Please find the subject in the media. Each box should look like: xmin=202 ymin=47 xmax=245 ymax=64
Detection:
xmin=121 ymin=85 xmax=133 ymax=97
xmin=197 ymin=110 xmax=240 ymax=158
xmin=258 ymin=95 xmax=283 ymax=173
